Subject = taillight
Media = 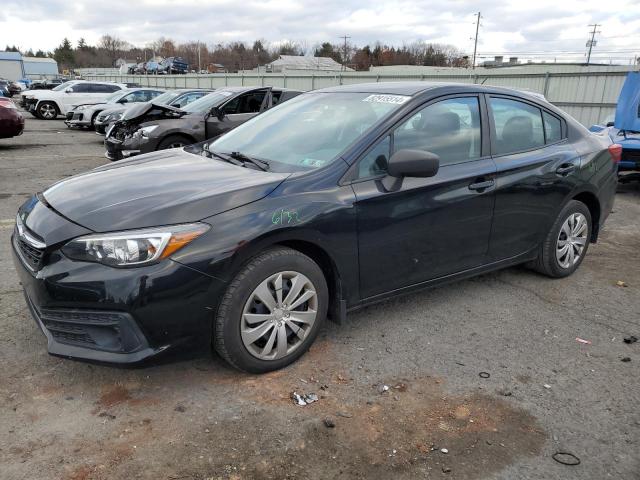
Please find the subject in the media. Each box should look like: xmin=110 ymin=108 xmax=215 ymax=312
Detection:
xmin=608 ymin=144 xmax=622 ymax=164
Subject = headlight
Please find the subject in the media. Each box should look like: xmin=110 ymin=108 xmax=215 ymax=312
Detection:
xmin=107 ymin=112 xmax=123 ymax=121
xmin=132 ymin=125 xmax=159 ymax=139
xmin=62 ymin=223 xmax=210 ymax=267
xmin=74 ymin=105 xmax=86 ymax=111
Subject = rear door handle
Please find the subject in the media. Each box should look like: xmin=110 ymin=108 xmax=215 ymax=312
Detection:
xmin=469 ymin=179 xmax=495 ymax=191
xmin=556 ymin=163 xmax=577 ymax=176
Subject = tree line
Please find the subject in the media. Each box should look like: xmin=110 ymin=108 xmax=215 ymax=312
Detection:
xmin=8 ymin=36 xmax=469 ymax=72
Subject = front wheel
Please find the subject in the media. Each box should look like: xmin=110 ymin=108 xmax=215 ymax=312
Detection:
xmin=214 ymin=247 xmax=328 ymax=373
xmin=37 ymin=101 xmax=59 ymax=120
xmin=530 ymin=200 xmax=592 ymax=278
xmin=156 ymin=135 xmax=191 ymax=150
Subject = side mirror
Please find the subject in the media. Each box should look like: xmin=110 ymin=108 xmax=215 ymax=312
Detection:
xmin=210 ymin=106 xmax=225 ymax=120
xmin=65 ymin=87 xmax=73 ymax=93
xmin=172 ymin=102 xmax=181 ymax=108
xmin=606 ymin=121 xmax=615 ymax=127
xmin=381 ymin=149 xmax=440 ymax=191
xmin=119 ymin=98 xmax=128 ymax=104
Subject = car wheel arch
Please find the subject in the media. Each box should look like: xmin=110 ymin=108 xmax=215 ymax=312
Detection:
xmin=572 ymin=191 xmax=601 ymax=242
xmin=221 ymin=231 xmax=346 ymax=324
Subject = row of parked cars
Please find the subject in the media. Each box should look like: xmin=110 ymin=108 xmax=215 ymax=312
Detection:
xmin=20 ymin=79 xmax=302 ymax=160
xmin=127 ymin=57 xmax=189 ymax=75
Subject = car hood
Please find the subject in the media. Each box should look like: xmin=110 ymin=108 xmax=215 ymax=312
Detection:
xmin=615 ymin=72 xmax=640 ymax=133
xmin=121 ymin=102 xmax=185 ymax=122
xmin=42 ymin=148 xmax=290 ymax=232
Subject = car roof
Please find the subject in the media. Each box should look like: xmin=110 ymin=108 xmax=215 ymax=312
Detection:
xmin=314 ymin=81 xmax=549 ymax=103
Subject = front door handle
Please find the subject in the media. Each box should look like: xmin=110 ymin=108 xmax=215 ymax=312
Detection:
xmin=469 ymin=179 xmax=495 ymax=191
xmin=556 ymin=163 xmax=577 ymax=176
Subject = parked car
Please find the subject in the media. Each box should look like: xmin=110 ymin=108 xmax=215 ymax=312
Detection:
xmin=145 ymin=61 xmax=161 ymax=74
xmin=0 ymin=98 xmax=24 ymax=138
xmin=94 ymin=89 xmax=213 ymax=134
xmin=64 ymin=88 xmax=165 ymax=128
xmin=0 ymin=82 xmax=10 ymax=98
xmin=28 ymin=78 xmax=68 ymax=91
xmin=11 ymin=82 xmax=619 ymax=371
xmin=21 ymin=80 xmax=127 ymax=119
xmin=160 ymin=57 xmax=188 ymax=74
xmin=589 ymin=71 xmax=640 ymax=182
xmin=105 ymin=87 xmax=301 ymax=160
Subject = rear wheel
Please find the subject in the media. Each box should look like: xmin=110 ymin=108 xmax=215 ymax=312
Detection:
xmin=214 ymin=247 xmax=328 ymax=373
xmin=157 ymin=135 xmax=191 ymax=150
xmin=530 ymin=200 xmax=592 ymax=278
xmin=37 ymin=101 xmax=58 ymax=120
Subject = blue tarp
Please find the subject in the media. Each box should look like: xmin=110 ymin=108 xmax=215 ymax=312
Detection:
xmin=615 ymin=72 xmax=640 ymax=133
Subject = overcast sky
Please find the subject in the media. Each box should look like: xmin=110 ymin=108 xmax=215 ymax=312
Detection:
xmin=1 ymin=0 xmax=639 ymax=63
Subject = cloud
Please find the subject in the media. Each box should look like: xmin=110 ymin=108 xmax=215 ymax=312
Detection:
xmin=1 ymin=0 xmax=638 ymax=63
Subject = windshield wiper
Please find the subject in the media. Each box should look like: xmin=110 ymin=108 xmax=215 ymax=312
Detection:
xmin=228 ymin=151 xmax=270 ymax=171
xmin=201 ymin=144 xmax=243 ymax=166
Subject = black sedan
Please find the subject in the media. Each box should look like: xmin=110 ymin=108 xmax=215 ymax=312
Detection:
xmin=104 ymin=86 xmax=301 ymax=160
xmin=12 ymin=82 xmax=618 ymax=372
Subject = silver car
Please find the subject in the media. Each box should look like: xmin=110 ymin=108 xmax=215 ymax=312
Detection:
xmin=64 ymin=88 xmax=165 ymax=129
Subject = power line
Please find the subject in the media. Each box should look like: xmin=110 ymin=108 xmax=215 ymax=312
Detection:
xmin=586 ymin=23 xmax=601 ymax=64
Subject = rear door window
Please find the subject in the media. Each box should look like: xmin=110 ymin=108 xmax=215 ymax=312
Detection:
xmin=490 ymin=97 xmax=545 ymax=155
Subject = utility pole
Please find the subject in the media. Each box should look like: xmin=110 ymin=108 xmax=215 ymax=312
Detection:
xmin=472 ymin=12 xmax=481 ymax=69
xmin=339 ymin=35 xmax=351 ymax=71
xmin=198 ymin=42 xmax=201 ymax=73
xmin=586 ymin=23 xmax=601 ymax=65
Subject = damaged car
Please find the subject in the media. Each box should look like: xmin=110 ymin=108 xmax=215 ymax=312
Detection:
xmin=12 ymin=83 xmax=618 ymax=372
xmin=64 ymin=88 xmax=165 ymax=129
xmin=589 ymin=71 xmax=640 ymax=182
xmin=104 ymin=86 xmax=301 ymax=160
xmin=94 ymin=89 xmax=213 ymax=134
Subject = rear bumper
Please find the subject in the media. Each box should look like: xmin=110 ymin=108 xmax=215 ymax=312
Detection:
xmin=0 ymin=111 xmax=24 ymax=138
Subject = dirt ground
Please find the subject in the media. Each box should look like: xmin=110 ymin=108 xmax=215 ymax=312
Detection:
xmin=0 ymin=112 xmax=639 ymax=480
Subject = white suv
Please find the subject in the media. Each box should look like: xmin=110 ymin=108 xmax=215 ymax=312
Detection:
xmin=21 ymin=80 xmax=128 ymax=120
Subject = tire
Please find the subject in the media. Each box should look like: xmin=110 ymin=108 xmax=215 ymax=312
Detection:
xmin=90 ymin=111 xmax=101 ymax=128
xmin=530 ymin=200 xmax=592 ymax=278
xmin=214 ymin=247 xmax=328 ymax=373
xmin=156 ymin=135 xmax=191 ymax=151
xmin=37 ymin=101 xmax=59 ymax=120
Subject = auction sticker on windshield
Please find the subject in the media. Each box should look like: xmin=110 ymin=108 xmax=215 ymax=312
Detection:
xmin=362 ymin=94 xmax=410 ymax=104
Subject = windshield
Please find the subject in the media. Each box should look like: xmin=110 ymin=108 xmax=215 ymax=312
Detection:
xmin=152 ymin=90 xmax=181 ymax=105
xmin=182 ymin=91 xmax=235 ymax=113
xmin=52 ymin=81 xmax=76 ymax=92
xmin=209 ymin=92 xmax=409 ymax=171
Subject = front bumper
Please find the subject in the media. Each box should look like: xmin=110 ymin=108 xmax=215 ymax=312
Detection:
xmin=11 ymin=215 xmax=225 ymax=364
xmin=104 ymin=134 xmax=153 ymax=161
xmin=64 ymin=111 xmax=92 ymax=128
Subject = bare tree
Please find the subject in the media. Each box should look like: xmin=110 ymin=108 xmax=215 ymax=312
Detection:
xmin=98 ymin=34 xmax=127 ymax=66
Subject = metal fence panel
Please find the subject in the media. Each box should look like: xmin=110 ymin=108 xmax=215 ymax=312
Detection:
xmin=83 ymin=69 xmax=633 ymax=126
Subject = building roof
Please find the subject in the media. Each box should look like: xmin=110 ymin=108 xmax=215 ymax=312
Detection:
xmin=269 ymin=55 xmax=352 ymax=71
xmin=0 ymin=51 xmax=23 ymax=61
xmin=22 ymin=56 xmax=57 ymax=63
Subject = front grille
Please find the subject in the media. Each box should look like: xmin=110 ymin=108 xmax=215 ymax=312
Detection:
xmin=65 ymin=112 xmax=73 ymax=120
xmin=17 ymin=235 xmax=44 ymax=270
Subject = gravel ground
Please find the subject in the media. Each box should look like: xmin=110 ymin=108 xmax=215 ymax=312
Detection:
xmin=1 ymin=113 xmax=639 ymax=480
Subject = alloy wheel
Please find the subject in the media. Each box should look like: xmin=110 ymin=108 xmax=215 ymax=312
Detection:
xmin=39 ymin=104 xmax=56 ymax=119
xmin=241 ymin=271 xmax=318 ymax=361
xmin=556 ymin=212 xmax=588 ymax=269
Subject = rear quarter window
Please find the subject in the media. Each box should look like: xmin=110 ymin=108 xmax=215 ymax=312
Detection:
xmin=543 ymin=111 xmax=563 ymax=143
